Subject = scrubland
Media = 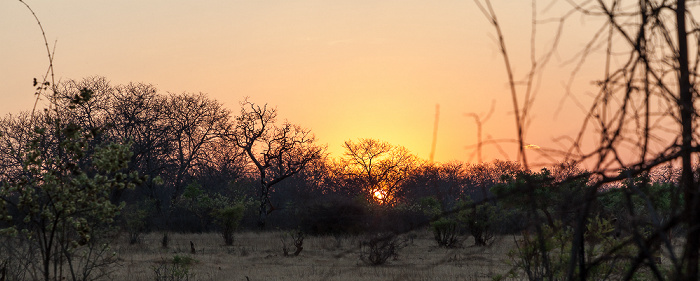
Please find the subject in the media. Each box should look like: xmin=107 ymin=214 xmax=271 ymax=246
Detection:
xmin=112 ymin=230 xmax=516 ymax=281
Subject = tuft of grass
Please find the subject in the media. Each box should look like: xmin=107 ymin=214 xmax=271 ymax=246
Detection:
xmin=151 ymin=254 xmax=198 ymax=281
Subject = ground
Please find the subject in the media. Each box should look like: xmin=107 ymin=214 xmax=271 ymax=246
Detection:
xmin=112 ymin=230 xmax=517 ymax=281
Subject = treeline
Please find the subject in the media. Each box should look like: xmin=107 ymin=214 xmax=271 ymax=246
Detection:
xmin=0 ymin=76 xmax=686 ymax=280
xmin=0 ymin=77 xmax=683 ymax=236
xmin=0 ymin=76 xmax=524 ymax=234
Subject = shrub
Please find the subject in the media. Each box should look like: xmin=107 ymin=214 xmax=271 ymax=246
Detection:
xmin=457 ymin=198 xmax=497 ymax=246
xmin=122 ymin=201 xmax=151 ymax=244
xmin=431 ymin=217 xmax=460 ymax=248
xmin=211 ymin=203 xmax=246 ymax=246
xmin=417 ymin=196 xmax=442 ymax=218
xmin=280 ymin=229 xmax=305 ymax=256
xmin=359 ymin=233 xmax=407 ymax=266
xmin=161 ymin=233 xmax=169 ymax=249
xmin=0 ymin=89 xmax=141 ymax=281
xmin=151 ymin=255 xmax=197 ymax=281
xmin=508 ymin=218 xmax=648 ymax=280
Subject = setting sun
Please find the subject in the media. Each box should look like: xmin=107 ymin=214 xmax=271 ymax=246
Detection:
xmin=372 ymin=189 xmax=387 ymax=202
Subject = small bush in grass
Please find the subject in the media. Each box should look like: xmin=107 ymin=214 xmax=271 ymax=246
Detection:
xmin=122 ymin=201 xmax=151 ymax=244
xmin=431 ymin=217 xmax=460 ymax=248
xmin=162 ymin=233 xmax=169 ymax=248
xmin=238 ymin=246 xmax=250 ymax=257
xmin=211 ymin=203 xmax=245 ymax=246
xmin=280 ymin=229 xmax=305 ymax=256
xmin=152 ymin=255 xmax=197 ymax=281
xmin=416 ymin=196 xmax=462 ymax=247
xmin=359 ymin=233 xmax=407 ymax=266
xmin=457 ymin=198 xmax=497 ymax=246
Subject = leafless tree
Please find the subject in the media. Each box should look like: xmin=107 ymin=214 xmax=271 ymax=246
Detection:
xmin=474 ymin=0 xmax=700 ymax=279
xmin=229 ymin=99 xmax=324 ymax=228
xmin=53 ymin=77 xmax=113 ymax=134
xmin=0 ymin=112 xmax=35 ymax=183
xmin=106 ymin=82 xmax=172 ymax=202
xmin=163 ymin=92 xmax=232 ymax=201
xmin=339 ymin=138 xmax=419 ymax=205
xmin=465 ymin=100 xmax=496 ymax=163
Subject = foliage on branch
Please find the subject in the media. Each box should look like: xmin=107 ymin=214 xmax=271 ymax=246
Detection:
xmin=457 ymin=197 xmax=498 ymax=246
xmin=0 ymin=88 xmax=141 ymax=281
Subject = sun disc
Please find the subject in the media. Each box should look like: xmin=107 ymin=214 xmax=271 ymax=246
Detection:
xmin=373 ymin=190 xmax=386 ymax=201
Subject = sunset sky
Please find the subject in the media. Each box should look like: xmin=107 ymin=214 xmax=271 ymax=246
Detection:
xmin=1 ymin=1 xmax=606 ymax=164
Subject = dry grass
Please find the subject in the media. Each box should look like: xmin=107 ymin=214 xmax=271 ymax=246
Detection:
xmin=111 ymin=230 xmax=517 ymax=281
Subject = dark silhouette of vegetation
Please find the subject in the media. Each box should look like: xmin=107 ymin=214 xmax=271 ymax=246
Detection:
xmin=229 ymin=98 xmax=325 ymax=228
xmin=0 ymin=89 xmax=142 ymax=281
xmin=471 ymin=0 xmax=700 ymax=279
xmin=8 ymin=0 xmax=700 ymax=279
xmin=457 ymin=197 xmax=498 ymax=246
xmin=338 ymin=138 xmax=419 ymax=205
xmin=430 ymin=218 xmax=460 ymax=248
xmin=359 ymin=234 xmax=407 ymax=266
xmin=211 ymin=203 xmax=246 ymax=246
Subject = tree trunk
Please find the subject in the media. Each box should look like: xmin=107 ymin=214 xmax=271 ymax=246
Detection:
xmin=258 ymin=170 xmax=268 ymax=228
xmin=258 ymin=192 xmax=267 ymax=229
xmin=676 ymin=1 xmax=698 ymax=280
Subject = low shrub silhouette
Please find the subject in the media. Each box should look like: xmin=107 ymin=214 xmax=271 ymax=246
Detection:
xmin=359 ymin=233 xmax=407 ymax=266
xmin=151 ymin=255 xmax=197 ymax=281
xmin=211 ymin=203 xmax=246 ymax=245
xmin=457 ymin=198 xmax=498 ymax=246
xmin=431 ymin=217 xmax=461 ymax=247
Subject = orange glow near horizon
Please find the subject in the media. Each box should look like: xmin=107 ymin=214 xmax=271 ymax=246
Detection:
xmin=1 ymin=1 xmax=606 ymax=164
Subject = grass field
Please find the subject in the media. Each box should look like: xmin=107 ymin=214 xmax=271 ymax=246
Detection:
xmin=111 ymin=230 xmax=517 ymax=281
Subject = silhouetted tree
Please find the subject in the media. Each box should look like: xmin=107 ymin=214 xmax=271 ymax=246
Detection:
xmin=163 ymin=92 xmax=232 ymax=201
xmin=401 ymin=161 xmax=469 ymax=208
xmin=229 ymin=99 xmax=324 ymax=228
xmin=339 ymin=139 xmax=419 ymax=205
xmin=0 ymin=90 xmax=141 ymax=281
xmin=106 ymin=82 xmax=172 ymax=204
xmin=475 ymin=0 xmax=700 ymax=279
xmin=0 ymin=112 xmax=35 ymax=184
xmin=29 ymin=77 xmax=246 ymax=230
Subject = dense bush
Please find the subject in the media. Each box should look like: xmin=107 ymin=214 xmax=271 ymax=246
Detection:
xmin=457 ymin=198 xmax=498 ymax=246
xmin=505 ymin=217 xmax=655 ymax=281
xmin=122 ymin=201 xmax=153 ymax=244
xmin=431 ymin=217 xmax=460 ymax=247
xmin=212 ymin=203 xmax=246 ymax=246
